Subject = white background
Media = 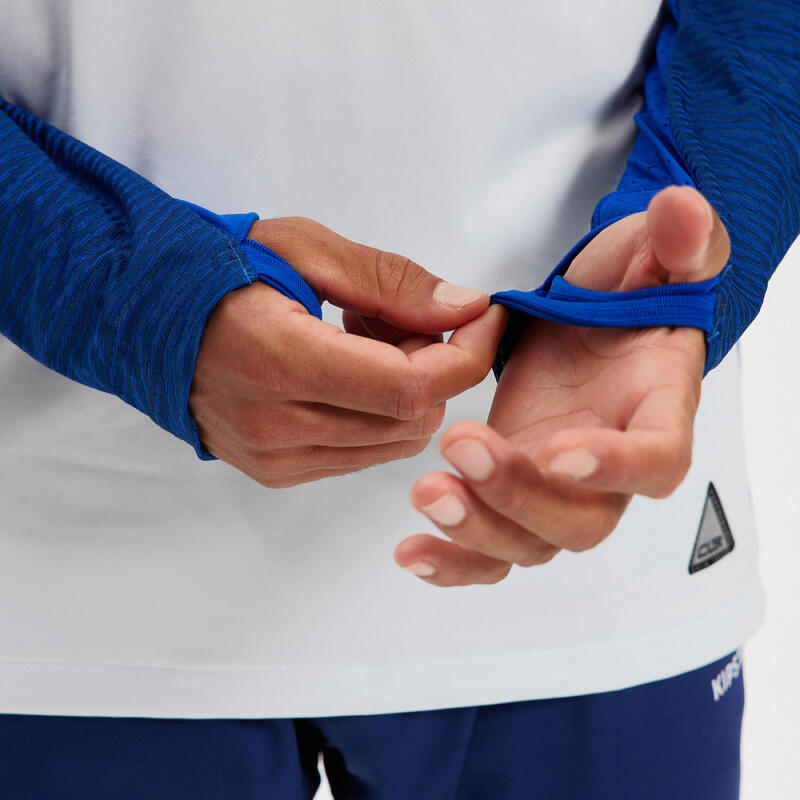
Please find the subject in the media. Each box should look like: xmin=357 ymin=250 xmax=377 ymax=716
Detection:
xmin=738 ymin=235 xmax=800 ymax=798
xmin=313 ymin=236 xmax=800 ymax=798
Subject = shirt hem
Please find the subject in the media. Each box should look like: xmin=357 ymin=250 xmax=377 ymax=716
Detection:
xmin=0 ymin=586 xmax=765 ymax=719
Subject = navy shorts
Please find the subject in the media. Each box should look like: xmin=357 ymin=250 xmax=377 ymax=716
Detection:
xmin=0 ymin=650 xmax=744 ymax=799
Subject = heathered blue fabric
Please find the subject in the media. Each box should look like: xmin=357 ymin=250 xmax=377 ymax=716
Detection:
xmin=0 ymin=97 xmax=317 ymax=462
xmin=666 ymin=0 xmax=800 ymax=371
xmin=491 ymin=0 xmax=800 ymax=379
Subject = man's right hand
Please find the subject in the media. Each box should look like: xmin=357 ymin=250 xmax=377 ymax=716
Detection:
xmin=188 ymin=216 xmax=507 ymax=488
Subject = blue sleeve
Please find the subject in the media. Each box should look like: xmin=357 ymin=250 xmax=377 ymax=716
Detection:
xmin=0 ymin=97 xmax=319 ymax=462
xmin=490 ymin=0 xmax=800 ymax=379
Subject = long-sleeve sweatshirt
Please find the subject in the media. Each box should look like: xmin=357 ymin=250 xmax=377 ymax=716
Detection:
xmin=0 ymin=0 xmax=794 ymax=717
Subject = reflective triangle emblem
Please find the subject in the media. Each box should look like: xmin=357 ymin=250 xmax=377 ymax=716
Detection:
xmin=689 ymin=482 xmax=735 ymax=574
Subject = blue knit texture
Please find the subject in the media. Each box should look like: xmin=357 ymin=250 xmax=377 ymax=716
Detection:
xmin=491 ymin=0 xmax=800 ymax=379
xmin=0 ymin=98 xmax=317 ymax=462
xmin=665 ymin=0 xmax=800 ymax=370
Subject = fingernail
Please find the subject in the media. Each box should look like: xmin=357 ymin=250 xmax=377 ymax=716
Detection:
xmin=420 ymin=493 xmax=466 ymax=527
xmin=433 ymin=281 xmax=486 ymax=309
xmin=404 ymin=561 xmax=436 ymax=577
xmin=443 ymin=439 xmax=495 ymax=482
xmin=545 ymin=448 xmax=599 ymax=479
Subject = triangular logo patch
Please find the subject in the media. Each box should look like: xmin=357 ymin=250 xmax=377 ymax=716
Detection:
xmin=689 ymin=482 xmax=734 ymax=574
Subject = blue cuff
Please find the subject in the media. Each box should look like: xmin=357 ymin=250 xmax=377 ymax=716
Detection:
xmin=493 ymin=274 xmax=718 ymax=330
xmin=493 ymin=0 xmax=800 ymax=383
xmin=175 ymin=201 xmax=322 ymax=460
xmin=0 ymin=97 xmax=296 ymax=467
xmin=176 ymin=201 xmax=322 ymax=320
xmin=489 ymin=219 xmax=718 ymax=380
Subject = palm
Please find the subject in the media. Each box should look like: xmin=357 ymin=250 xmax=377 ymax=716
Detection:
xmin=488 ymin=315 xmax=704 ymax=465
xmin=488 ymin=203 xmax=708 ymax=486
xmin=396 ymin=186 xmax=730 ymax=587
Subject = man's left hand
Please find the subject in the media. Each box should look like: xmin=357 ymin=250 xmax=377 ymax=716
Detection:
xmin=394 ymin=185 xmax=731 ymax=586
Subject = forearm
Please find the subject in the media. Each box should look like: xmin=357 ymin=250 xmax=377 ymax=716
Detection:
xmin=0 ymin=97 xmax=316 ymax=461
xmin=491 ymin=0 xmax=800 ymax=377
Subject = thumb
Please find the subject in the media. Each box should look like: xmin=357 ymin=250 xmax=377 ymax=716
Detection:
xmin=247 ymin=216 xmax=489 ymax=335
xmin=646 ymin=185 xmax=730 ymax=284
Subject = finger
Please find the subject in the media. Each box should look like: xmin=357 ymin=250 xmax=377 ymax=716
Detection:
xmin=535 ymin=376 xmax=697 ymax=499
xmin=646 ymin=185 xmax=731 ymax=283
xmin=342 ymin=309 xmax=373 ymax=338
xmin=282 ymin=402 xmax=447 ymax=448
xmin=342 ymin=310 xmax=444 ymax=347
xmin=566 ymin=186 xmax=731 ymax=294
xmin=327 ymin=245 xmax=490 ymax=333
xmin=294 ymin=403 xmax=445 ymax=447
xmin=536 ymin=426 xmax=689 ymax=499
xmin=406 ymin=303 xmax=508 ymax=403
xmin=256 ymin=465 xmax=370 ymax=489
xmin=219 ymin=396 xmax=447 ymax=449
xmin=249 ymin=216 xmax=490 ymax=333
xmin=437 ymin=421 xmax=629 ymax=552
xmin=289 ymin=304 xmax=506 ymax=419
xmin=280 ymin=316 xmax=438 ymax=417
xmin=408 ymin=471 xmax=561 ymax=567
xmin=246 ymin=436 xmax=435 ymax=480
xmin=341 ymin=309 xmax=443 ymax=357
xmin=216 ymin=437 xmax=437 ymax=489
xmin=393 ymin=534 xmax=513 ymax=587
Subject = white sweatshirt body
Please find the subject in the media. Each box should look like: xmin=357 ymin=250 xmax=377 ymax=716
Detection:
xmin=0 ymin=0 xmax=764 ymax=718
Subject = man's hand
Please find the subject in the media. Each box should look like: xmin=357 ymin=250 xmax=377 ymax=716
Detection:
xmin=394 ymin=186 xmax=731 ymax=585
xmin=189 ymin=216 xmax=507 ymax=488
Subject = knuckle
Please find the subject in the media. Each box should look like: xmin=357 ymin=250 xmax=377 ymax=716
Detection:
xmin=401 ymin=437 xmax=432 ymax=460
xmin=672 ymin=439 xmax=693 ymax=483
xmin=543 ymin=546 xmax=561 ymax=564
xmin=514 ymin=553 xmax=538 ymax=568
xmin=249 ymin=449 xmax=282 ymax=475
xmin=259 ymin=471 xmax=321 ymax=489
xmin=563 ymin=508 xmax=619 ymax=552
xmin=464 ymin=351 xmax=491 ymax=388
xmin=235 ymin=410 xmax=271 ymax=448
xmin=485 ymin=563 xmax=513 ymax=584
xmin=472 ymin=359 xmax=490 ymax=387
xmin=234 ymin=407 xmax=288 ymax=449
xmin=285 ymin=215 xmax=315 ymax=229
xmin=652 ymin=435 xmax=693 ymax=498
xmin=418 ymin=405 xmax=446 ymax=438
xmin=515 ymin=545 xmax=556 ymax=568
xmin=364 ymin=438 xmax=431 ymax=468
xmin=374 ymin=250 xmax=428 ymax=303
xmin=496 ymin=484 xmax=531 ymax=521
xmin=258 ymin=476 xmax=292 ymax=489
xmin=248 ymin=447 xmax=313 ymax=485
xmin=595 ymin=509 xmax=620 ymax=541
xmin=269 ymin=215 xmax=320 ymax=242
xmin=650 ymin=481 xmax=676 ymax=501
xmin=395 ymin=369 xmax=432 ymax=420
xmin=562 ymin=534 xmax=592 ymax=554
xmin=568 ymin=532 xmax=603 ymax=553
